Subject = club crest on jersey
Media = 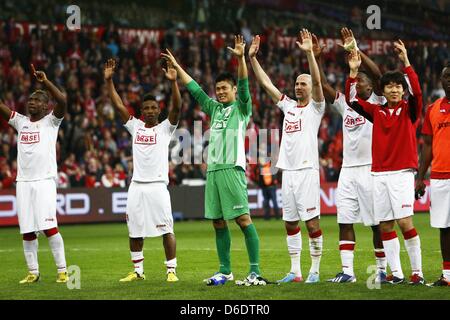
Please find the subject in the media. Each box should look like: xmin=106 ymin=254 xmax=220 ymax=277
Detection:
xmin=135 ymin=133 xmax=157 ymax=145
xmin=19 ymin=131 xmax=40 ymax=144
xmin=396 ymin=107 xmax=402 ymax=116
xmin=285 ymin=119 xmax=301 ymax=133
xmin=344 ymin=115 xmax=366 ymax=128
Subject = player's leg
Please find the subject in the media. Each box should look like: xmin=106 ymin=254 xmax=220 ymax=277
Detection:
xmin=305 ymin=217 xmax=322 ymax=283
xmin=390 ymin=171 xmax=423 ymax=284
xmin=278 ymin=170 xmax=302 ymax=283
xmin=203 ymin=171 xmax=234 ymax=285
xmin=375 ymin=174 xmax=404 ymax=284
xmin=17 ymin=181 xmax=40 ymax=283
xmin=397 ymin=217 xmax=423 ymax=284
xmin=429 ymin=179 xmax=450 ymax=286
xmin=298 ymin=169 xmax=322 ymax=283
xmin=330 ymin=167 xmax=358 ymax=282
xmin=371 ymin=225 xmax=387 ymax=282
xmin=162 ymin=234 xmax=177 ymax=282
xmin=121 ymin=182 xmax=146 ymax=281
xmin=437 ymin=228 xmax=450 ymax=286
xmin=36 ymin=179 xmax=68 ymax=282
xmin=235 ymin=214 xmax=261 ymax=276
xmin=357 ymin=166 xmax=387 ymax=282
xmin=44 ymin=227 xmax=67 ymax=283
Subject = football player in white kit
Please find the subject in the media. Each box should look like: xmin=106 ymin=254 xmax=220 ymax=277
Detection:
xmin=103 ymin=58 xmax=181 ymax=282
xmin=312 ymin=29 xmax=388 ymax=283
xmin=0 ymin=65 xmax=68 ymax=284
xmin=249 ymin=29 xmax=325 ymax=283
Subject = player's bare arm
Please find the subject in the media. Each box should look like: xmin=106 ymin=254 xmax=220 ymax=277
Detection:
xmin=31 ymin=64 xmax=67 ymax=119
xmin=415 ymin=134 xmax=432 ymax=199
xmin=312 ymin=33 xmax=336 ymax=103
xmin=104 ymin=59 xmax=130 ymax=123
xmin=160 ymin=49 xmax=194 ymax=86
xmin=228 ymin=35 xmax=248 ymax=80
xmin=296 ymin=28 xmax=324 ymax=103
xmin=340 ymin=28 xmax=383 ymax=95
xmin=163 ymin=60 xmax=182 ymax=125
xmin=248 ymin=35 xmax=282 ymax=104
xmin=0 ymin=100 xmax=12 ymax=121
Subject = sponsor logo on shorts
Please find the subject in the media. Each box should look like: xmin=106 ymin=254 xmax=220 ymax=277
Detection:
xmin=19 ymin=131 xmax=40 ymax=144
xmin=287 ymin=111 xmax=296 ymax=116
xmin=285 ymin=119 xmax=301 ymax=133
xmin=401 ymin=204 xmax=412 ymax=208
xmin=233 ymin=205 xmax=244 ymax=210
xmin=306 ymin=207 xmax=316 ymax=212
xmin=45 ymin=218 xmax=55 ymax=222
xmin=156 ymin=224 xmax=166 ymax=228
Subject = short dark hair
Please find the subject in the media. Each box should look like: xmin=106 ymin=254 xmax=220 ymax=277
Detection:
xmin=357 ymin=71 xmax=373 ymax=86
xmin=142 ymin=93 xmax=157 ymax=102
xmin=380 ymin=71 xmax=408 ymax=91
xmin=32 ymin=90 xmax=49 ymax=103
xmin=215 ymin=72 xmax=236 ymax=86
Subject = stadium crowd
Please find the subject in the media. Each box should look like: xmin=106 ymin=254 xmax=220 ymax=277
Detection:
xmin=0 ymin=0 xmax=448 ymax=189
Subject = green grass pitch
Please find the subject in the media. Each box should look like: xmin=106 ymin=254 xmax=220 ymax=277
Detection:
xmin=0 ymin=213 xmax=449 ymax=300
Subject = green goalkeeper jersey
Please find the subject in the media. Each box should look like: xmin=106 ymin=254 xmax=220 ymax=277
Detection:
xmin=186 ymin=78 xmax=252 ymax=172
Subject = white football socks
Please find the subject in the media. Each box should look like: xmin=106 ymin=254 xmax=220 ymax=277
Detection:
xmin=286 ymin=228 xmax=302 ymax=277
xmin=131 ymin=251 xmax=144 ymax=276
xmin=23 ymin=239 xmax=39 ymax=275
xmin=48 ymin=233 xmax=67 ymax=273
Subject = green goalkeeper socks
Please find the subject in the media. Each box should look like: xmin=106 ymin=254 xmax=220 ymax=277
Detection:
xmin=215 ymin=227 xmax=231 ymax=275
xmin=242 ymin=224 xmax=261 ymax=275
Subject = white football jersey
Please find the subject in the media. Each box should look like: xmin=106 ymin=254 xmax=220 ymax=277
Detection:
xmin=332 ymin=91 xmax=386 ymax=167
xmin=276 ymin=95 xmax=325 ymax=170
xmin=9 ymin=111 xmax=63 ymax=182
xmin=124 ymin=117 xmax=177 ymax=184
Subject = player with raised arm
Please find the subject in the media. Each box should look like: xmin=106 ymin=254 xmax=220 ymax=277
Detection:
xmin=0 ymin=65 xmax=68 ymax=284
xmin=416 ymin=65 xmax=450 ymax=287
xmin=248 ymin=29 xmax=325 ymax=284
xmin=104 ymin=58 xmax=181 ymax=282
xmin=311 ymin=31 xmax=387 ymax=283
xmin=345 ymin=41 xmax=424 ymax=285
xmin=162 ymin=36 xmax=268 ymax=286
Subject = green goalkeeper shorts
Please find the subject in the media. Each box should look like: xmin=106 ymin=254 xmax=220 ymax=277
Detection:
xmin=205 ymin=167 xmax=249 ymax=220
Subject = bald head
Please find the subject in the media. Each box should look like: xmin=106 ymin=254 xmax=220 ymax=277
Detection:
xmin=295 ymin=74 xmax=312 ymax=101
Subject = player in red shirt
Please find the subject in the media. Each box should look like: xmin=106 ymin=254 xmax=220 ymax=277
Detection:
xmin=416 ymin=65 xmax=450 ymax=287
xmin=345 ymin=41 xmax=424 ymax=285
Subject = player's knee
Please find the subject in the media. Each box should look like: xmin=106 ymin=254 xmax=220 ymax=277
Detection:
xmin=284 ymin=221 xmax=299 ymax=233
xmin=235 ymin=214 xmax=252 ymax=228
xmin=23 ymin=232 xmax=37 ymax=241
xmin=397 ymin=217 xmax=414 ymax=233
xmin=213 ymin=219 xmax=227 ymax=229
xmin=43 ymin=227 xmax=59 ymax=237
xmin=305 ymin=218 xmax=320 ymax=234
xmin=339 ymin=223 xmax=354 ymax=233
xmin=379 ymin=221 xmax=395 ymax=233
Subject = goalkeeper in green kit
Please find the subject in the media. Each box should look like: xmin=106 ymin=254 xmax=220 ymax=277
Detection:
xmin=162 ymin=35 xmax=268 ymax=286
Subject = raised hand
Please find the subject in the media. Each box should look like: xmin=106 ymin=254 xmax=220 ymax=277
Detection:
xmin=296 ymin=28 xmax=313 ymax=52
xmin=162 ymin=60 xmax=177 ymax=81
xmin=104 ymin=59 xmax=116 ymax=81
xmin=312 ymin=34 xmax=324 ymax=59
xmin=340 ymin=27 xmax=358 ymax=52
xmin=393 ymin=39 xmax=410 ymax=66
xmin=31 ymin=64 xmax=47 ymax=82
xmin=249 ymin=35 xmax=260 ymax=58
xmin=160 ymin=49 xmax=180 ymax=69
xmin=227 ymin=35 xmax=246 ymax=58
xmin=348 ymin=49 xmax=361 ymax=71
